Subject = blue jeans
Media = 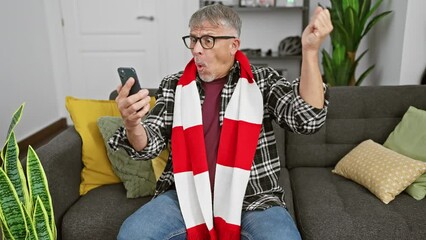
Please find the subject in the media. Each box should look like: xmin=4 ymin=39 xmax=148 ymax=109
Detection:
xmin=117 ymin=190 xmax=301 ymax=240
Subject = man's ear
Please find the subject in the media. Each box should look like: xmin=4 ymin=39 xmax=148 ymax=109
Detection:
xmin=230 ymin=38 xmax=240 ymax=55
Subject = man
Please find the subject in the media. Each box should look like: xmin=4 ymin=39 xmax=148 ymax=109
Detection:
xmin=110 ymin=4 xmax=332 ymax=240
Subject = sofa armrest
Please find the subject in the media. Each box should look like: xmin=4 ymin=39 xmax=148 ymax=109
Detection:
xmin=36 ymin=126 xmax=82 ymax=227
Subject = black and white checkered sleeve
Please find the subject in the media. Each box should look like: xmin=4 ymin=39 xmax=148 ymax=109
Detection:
xmin=268 ymin=77 xmax=329 ymax=135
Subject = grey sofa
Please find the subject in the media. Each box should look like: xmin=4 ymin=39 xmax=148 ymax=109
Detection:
xmin=36 ymin=85 xmax=426 ymax=240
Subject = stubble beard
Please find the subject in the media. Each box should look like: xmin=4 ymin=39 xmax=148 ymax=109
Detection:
xmin=199 ymin=74 xmax=216 ymax=82
xmin=195 ymin=59 xmax=216 ymax=82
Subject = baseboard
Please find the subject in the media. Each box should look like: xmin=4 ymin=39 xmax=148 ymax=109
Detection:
xmin=18 ymin=118 xmax=68 ymax=159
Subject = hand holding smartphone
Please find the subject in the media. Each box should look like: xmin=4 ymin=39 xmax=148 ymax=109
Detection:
xmin=117 ymin=67 xmax=142 ymax=96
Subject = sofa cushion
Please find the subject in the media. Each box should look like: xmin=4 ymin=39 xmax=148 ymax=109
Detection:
xmin=332 ymin=139 xmax=426 ymax=204
xmin=290 ymin=167 xmax=426 ymax=240
xmin=62 ymin=184 xmax=150 ymax=240
xmin=35 ymin=127 xmax=83 ymax=233
xmin=66 ymin=96 xmax=168 ymax=197
xmin=384 ymin=106 xmax=426 ymax=200
xmin=97 ymin=116 xmax=157 ymax=198
xmin=65 ymin=96 xmax=122 ymax=195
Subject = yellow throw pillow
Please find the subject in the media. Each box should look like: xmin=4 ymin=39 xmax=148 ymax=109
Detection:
xmin=332 ymin=139 xmax=426 ymax=204
xmin=66 ymin=95 xmax=166 ymax=195
xmin=66 ymin=96 xmax=122 ymax=195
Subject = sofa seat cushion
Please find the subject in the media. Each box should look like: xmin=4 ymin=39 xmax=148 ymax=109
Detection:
xmin=290 ymin=167 xmax=426 ymax=240
xmin=62 ymin=184 xmax=150 ymax=240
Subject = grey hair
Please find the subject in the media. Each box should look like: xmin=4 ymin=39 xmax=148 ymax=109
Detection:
xmin=189 ymin=4 xmax=242 ymax=37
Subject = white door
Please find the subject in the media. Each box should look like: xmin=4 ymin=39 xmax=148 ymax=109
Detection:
xmin=60 ymin=0 xmax=196 ymax=99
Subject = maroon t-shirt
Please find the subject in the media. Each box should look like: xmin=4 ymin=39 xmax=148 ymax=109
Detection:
xmin=202 ymin=77 xmax=227 ymax=191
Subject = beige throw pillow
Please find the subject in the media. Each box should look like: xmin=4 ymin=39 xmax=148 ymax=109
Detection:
xmin=332 ymin=139 xmax=426 ymax=204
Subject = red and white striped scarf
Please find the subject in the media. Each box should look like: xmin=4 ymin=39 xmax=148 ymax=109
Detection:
xmin=171 ymin=50 xmax=263 ymax=240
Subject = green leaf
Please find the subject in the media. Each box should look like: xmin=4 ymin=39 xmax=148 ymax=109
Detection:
xmin=343 ymin=7 xmax=359 ymax=50
xmin=330 ymin=0 xmax=344 ymax=24
xmin=333 ymin=43 xmax=347 ymax=65
xmin=364 ymin=0 xmax=384 ymax=21
xmin=343 ymin=0 xmax=359 ymax=16
xmin=356 ymin=64 xmax=376 ymax=86
xmin=334 ymin=57 xmax=353 ymax=86
xmin=33 ymin=197 xmax=53 ymax=240
xmin=4 ymin=132 xmax=31 ymax=212
xmin=22 ymin=203 xmax=38 ymax=240
xmin=359 ymin=0 xmax=372 ymax=27
xmin=5 ymin=104 xmax=25 ymax=143
xmin=362 ymin=11 xmax=392 ymax=38
xmin=333 ymin=22 xmax=350 ymax=48
xmin=0 ymin=206 xmax=15 ymax=240
xmin=1 ymin=104 xmax=25 ymax=159
xmin=354 ymin=49 xmax=369 ymax=65
xmin=321 ymin=50 xmax=334 ymax=85
xmin=351 ymin=49 xmax=369 ymax=76
xmin=0 ymin=168 xmax=27 ymax=239
xmin=27 ymin=146 xmax=56 ymax=238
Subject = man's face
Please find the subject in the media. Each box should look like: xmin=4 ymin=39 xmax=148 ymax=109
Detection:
xmin=189 ymin=21 xmax=239 ymax=82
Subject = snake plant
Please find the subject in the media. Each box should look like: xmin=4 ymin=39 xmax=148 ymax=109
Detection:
xmin=321 ymin=0 xmax=392 ymax=86
xmin=0 ymin=103 xmax=56 ymax=240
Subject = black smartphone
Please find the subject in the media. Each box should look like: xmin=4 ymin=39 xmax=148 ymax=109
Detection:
xmin=117 ymin=67 xmax=142 ymax=96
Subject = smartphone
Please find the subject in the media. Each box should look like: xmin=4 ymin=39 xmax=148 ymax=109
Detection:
xmin=117 ymin=67 xmax=142 ymax=96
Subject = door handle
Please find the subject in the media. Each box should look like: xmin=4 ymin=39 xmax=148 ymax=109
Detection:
xmin=137 ymin=16 xmax=154 ymax=21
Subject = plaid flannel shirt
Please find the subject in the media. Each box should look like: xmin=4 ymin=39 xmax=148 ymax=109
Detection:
xmin=109 ymin=62 xmax=328 ymax=211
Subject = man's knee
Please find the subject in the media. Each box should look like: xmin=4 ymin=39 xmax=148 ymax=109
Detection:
xmin=241 ymin=207 xmax=301 ymax=240
xmin=117 ymin=190 xmax=186 ymax=240
xmin=117 ymin=214 xmax=143 ymax=240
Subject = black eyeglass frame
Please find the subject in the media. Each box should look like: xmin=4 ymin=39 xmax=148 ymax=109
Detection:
xmin=182 ymin=35 xmax=236 ymax=49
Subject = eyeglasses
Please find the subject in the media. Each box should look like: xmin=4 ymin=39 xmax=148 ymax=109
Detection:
xmin=182 ymin=35 xmax=236 ymax=49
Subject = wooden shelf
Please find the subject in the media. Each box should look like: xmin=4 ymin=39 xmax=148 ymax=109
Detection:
xmin=230 ymin=6 xmax=307 ymax=11
xmin=199 ymin=0 xmax=309 ymax=78
xmin=200 ymin=0 xmax=310 ymax=30
xmin=247 ymin=54 xmax=302 ymax=61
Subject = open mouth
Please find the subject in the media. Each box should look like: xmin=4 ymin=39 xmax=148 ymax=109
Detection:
xmin=195 ymin=61 xmax=206 ymax=71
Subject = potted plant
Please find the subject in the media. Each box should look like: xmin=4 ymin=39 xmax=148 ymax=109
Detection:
xmin=321 ymin=0 xmax=392 ymax=86
xmin=0 ymin=103 xmax=56 ymax=239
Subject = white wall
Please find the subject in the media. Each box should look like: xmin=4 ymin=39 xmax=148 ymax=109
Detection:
xmin=0 ymin=1 xmax=60 ymax=142
xmin=43 ymin=0 xmax=71 ymax=126
xmin=1 ymin=0 xmax=425 ymax=141
xmin=399 ymin=0 xmax=426 ymax=84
